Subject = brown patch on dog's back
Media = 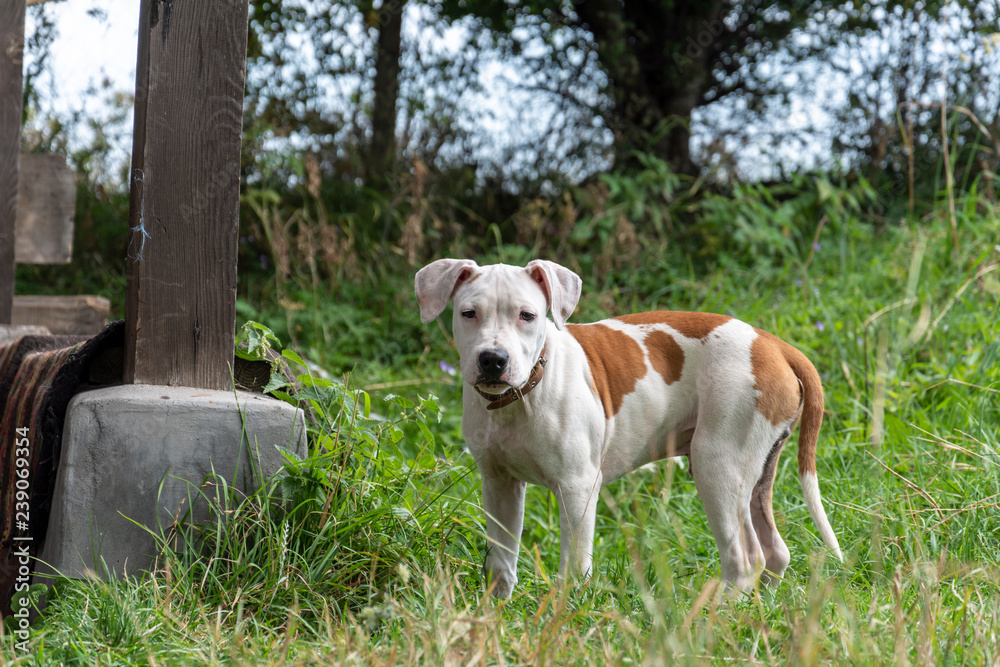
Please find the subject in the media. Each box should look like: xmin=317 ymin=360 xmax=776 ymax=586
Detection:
xmin=644 ymin=330 xmax=685 ymax=385
xmin=566 ymin=324 xmax=647 ymax=418
xmin=615 ymin=311 xmax=732 ymax=339
xmin=750 ymin=330 xmax=801 ymax=426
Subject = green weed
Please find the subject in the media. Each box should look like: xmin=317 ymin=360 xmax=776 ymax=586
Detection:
xmin=6 ymin=176 xmax=1000 ymax=665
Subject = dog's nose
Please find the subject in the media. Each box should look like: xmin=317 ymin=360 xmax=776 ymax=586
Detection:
xmin=478 ymin=350 xmax=509 ymax=377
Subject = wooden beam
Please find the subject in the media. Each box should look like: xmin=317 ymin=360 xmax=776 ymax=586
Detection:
xmin=124 ymin=0 xmax=249 ymax=389
xmin=0 ymin=0 xmax=25 ymax=324
xmin=15 ymin=153 xmax=76 ymax=264
xmin=12 ymin=294 xmax=110 ymax=335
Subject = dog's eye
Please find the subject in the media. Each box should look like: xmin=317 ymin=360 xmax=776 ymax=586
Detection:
xmin=461 ymin=310 xmax=476 ymax=319
xmin=520 ymin=311 xmax=535 ymax=322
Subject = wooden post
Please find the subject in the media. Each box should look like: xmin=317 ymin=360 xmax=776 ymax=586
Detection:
xmin=124 ymin=0 xmax=249 ymax=389
xmin=0 ymin=0 xmax=25 ymax=325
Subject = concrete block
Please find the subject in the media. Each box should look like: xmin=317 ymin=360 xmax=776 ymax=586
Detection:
xmin=36 ymin=384 xmax=306 ymax=580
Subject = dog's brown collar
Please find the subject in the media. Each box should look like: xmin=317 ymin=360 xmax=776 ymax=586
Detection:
xmin=473 ymin=350 xmax=547 ymax=410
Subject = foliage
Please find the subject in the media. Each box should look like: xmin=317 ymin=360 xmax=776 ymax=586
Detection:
xmin=244 ymin=0 xmax=486 ymax=187
xmin=796 ymin=1 xmax=1000 ymax=199
xmin=0 ymin=151 xmax=1000 ymax=665
xmin=10 ymin=187 xmax=1000 ymax=663
xmin=16 ymin=326 xmax=479 ymax=662
xmin=240 ymin=0 xmax=992 ymax=187
xmin=10 ymin=14 xmax=1000 ymax=656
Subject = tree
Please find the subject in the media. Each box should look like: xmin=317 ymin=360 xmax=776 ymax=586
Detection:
xmin=244 ymin=0 xmax=481 ymax=190
xmin=439 ymin=0 xmax=826 ymax=176
xmin=366 ymin=0 xmax=406 ymax=185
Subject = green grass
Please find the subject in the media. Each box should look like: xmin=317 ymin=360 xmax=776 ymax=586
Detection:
xmin=4 ymin=198 xmax=1000 ymax=664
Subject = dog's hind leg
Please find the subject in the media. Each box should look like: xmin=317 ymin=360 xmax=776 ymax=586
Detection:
xmin=750 ymin=430 xmax=792 ymax=585
xmin=481 ymin=471 xmax=527 ymax=598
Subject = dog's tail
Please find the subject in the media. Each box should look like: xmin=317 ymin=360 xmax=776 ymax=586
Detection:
xmin=783 ymin=342 xmax=844 ymax=562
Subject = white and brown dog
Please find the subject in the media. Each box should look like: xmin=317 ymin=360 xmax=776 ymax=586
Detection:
xmin=415 ymin=258 xmax=842 ymax=597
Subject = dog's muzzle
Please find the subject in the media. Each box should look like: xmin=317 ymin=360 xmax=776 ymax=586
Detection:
xmin=474 ymin=350 xmax=547 ymax=410
xmin=476 ymin=349 xmax=510 ymax=385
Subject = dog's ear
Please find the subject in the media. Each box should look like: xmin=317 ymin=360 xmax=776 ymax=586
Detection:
xmin=525 ymin=260 xmax=582 ymax=330
xmin=415 ymin=259 xmax=480 ymax=323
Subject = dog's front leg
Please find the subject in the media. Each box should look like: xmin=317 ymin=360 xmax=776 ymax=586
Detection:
xmin=481 ymin=470 xmax=526 ymax=598
xmin=554 ymin=471 xmax=602 ymax=582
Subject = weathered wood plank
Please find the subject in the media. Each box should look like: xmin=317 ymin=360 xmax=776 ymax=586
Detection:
xmin=12 ymin=294 xmax=110 ymax=335
xmin=124 ymin=0 xmax=249 ymax=389
xmin=14 ymin=153 xmax=76 ymax=264
xmin=0 ymin=324 xmax=51 ymax=345
xmin=0 ymin=0 xmax=25 ymax=324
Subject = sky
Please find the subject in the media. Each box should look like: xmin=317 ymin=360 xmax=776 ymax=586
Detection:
xmin=27 ymin=0 xmax=139 ymax=116
xmin=23 ymin=0 xmax=139 ymax=181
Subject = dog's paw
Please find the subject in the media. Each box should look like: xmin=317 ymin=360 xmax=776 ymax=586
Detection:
xmin=484 ymin=568 xmax=517 ymax=598
xmin=490 ymin=579 xmax=516 ymax=599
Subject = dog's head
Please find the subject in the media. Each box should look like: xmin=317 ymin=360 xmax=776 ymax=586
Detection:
xmin=415 ymin=259 xmax=582 ymax=391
